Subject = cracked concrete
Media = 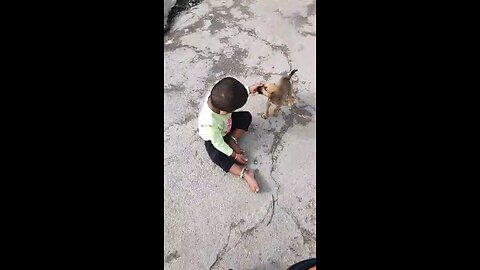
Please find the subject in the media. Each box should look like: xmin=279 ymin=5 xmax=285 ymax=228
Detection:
xmin=164 ymin=0 xmax=316 ymax=269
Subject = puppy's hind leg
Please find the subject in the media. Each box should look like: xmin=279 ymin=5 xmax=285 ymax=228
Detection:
xmin=272 ymin=105 xmax=282 ymax=117
xmin=286 ymin=88 xmax=294 ymax=109
xmin=287 ymin=99 xmax=293 ymax=109
xmin=262 ymin=101 xmax=271 ymax=119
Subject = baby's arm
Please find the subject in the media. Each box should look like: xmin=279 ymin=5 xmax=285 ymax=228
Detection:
xmin=208 ymin=128 xmax=234 ymax=157
xmin=209 ymin=129 xmax=247 ymax=164
xmin=227 ymin=137 xmax=243 ymax=154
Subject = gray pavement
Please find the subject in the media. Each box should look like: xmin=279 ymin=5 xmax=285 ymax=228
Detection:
xmin=164 ymin=0 xmax=316 ymax=269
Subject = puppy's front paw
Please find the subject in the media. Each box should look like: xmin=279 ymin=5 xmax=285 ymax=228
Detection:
xmin=287 ymin=101 xmax=293 ymax=109
xmin=262 ymin=113 xmax=269 ymax=119
xmin=272 ymin=110 xmax=280 ymax=117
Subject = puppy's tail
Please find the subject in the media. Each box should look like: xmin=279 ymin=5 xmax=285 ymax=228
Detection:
xmin=287 ymin=69 xmax=298 ymax=79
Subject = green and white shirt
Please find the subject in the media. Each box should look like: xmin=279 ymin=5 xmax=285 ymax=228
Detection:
xmin=198 ymin=85 xmax=250 ymax=156
xmin=198 ymin=99 xmax=233 ymax=156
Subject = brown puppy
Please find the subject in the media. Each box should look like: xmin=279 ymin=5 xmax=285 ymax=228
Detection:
xmin=258 ymin=69 xmax=298 ymax=119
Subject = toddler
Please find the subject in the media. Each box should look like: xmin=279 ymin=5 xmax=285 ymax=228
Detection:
xmin=198 ymin=77 xmax=263 ymax=193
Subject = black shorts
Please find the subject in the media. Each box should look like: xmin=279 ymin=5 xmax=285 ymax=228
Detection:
xmin=287 ymin=258 xmax=316 ymax=270
xmin=204 ymin=111 xmax=252 ymax=172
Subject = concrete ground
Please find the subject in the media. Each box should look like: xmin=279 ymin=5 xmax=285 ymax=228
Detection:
xmin=164 ymin=0 xmax=316 ymax=269
xmin=164 ymin=0 xmax=176 ymax=29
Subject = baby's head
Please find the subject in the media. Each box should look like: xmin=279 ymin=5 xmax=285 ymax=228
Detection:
xmin=209 ymin=77 xmax=248 ymax=115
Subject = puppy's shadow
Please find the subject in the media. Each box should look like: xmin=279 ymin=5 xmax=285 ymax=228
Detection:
xmin=253 ymin=169 xmax=272 ymax=193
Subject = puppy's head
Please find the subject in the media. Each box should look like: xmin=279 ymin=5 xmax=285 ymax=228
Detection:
xmin=258 ymin=83 xmax=278 ymax=98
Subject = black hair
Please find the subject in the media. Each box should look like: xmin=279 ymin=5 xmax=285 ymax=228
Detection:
xmin=209 ymin=77 xmax=248 ymax=112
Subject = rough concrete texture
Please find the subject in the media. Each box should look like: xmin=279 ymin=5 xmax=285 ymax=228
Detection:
xmin=164 ymin=0 xmax=316 ymax=269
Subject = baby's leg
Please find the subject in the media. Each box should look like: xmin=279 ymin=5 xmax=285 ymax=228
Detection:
xmin=229 ymin=111 xmax=252 ymax=140
xmin=205 ymin=142 xmax=259 ymax=193
xmin=205 ymin=140 xmax=235 ymax=171
xmin=230 ymin=129 xmax=246 ymax=140
xmin=227 ymin=112 xmax=253 ymax=153
xmin=229 ymin=164 xmax=259 ymax=193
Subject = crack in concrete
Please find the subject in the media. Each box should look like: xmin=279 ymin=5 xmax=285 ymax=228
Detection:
xmin=230 ymin=0 xmax=254 ymax=16
xmin=164 ymin=250 xmax=181 ymax=264
xmin=263 ymin=112 xmax=295 ymax=228
xmin=279 ymin=205 xmax=316 ymax=253
xmin=210 ymin=45 xmax=249 ymax=77
xmin=209 ymin=223 xmax=234 ymax=270
xmin=299 ymin=31 xmax=316 ymax=37
xmin=244 ymin=28 xmax=291 ymax=60
xmin=177 ymin=44 xmax=209 ymax=55
xmin=295 ymin=97 xmax=316 ymax=112
xmin=264 ymin=103 xmax=314 ymax=227
xmin=226 ymin=15 xmax=293 ymax=65
xmin=273 ymin=8 xmax=315 ymax=38
xmin=167 ymin=3 xmax=309 ymax=92
xmin=164 ymin=116 xmax=198 ymax=139
xmin=232 ymin=25 xmax=297 ymax=81
xmin=209 ymin=202 xmax=273 ymax=269
xmin=269 ymin=111 xmax=295 ymax=195
xmin=266 ymin=194 xmax=275 ymax=226
xmin=207 ymin=13 xmax=229 ymax=33
xmin=164 ymin=85 xmax=186 ymax=93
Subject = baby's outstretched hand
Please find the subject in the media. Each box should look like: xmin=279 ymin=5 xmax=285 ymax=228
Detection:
xmin=249 ymin=83 xmax=264 ymax=94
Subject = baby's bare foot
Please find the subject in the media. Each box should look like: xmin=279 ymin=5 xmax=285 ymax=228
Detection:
xmin=244 ymin=170 xmax=259 ymax=193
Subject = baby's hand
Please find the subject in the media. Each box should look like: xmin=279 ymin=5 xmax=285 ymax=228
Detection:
xmin=249 ymin=83 xmax=264 ymax=94
xmin=228 ymin=139 xmax=243 ymax=154
xmin=239 ymin=153 xmax=248 ymax=164
xmin=234 ymin=152 xmax=248 ymax=165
